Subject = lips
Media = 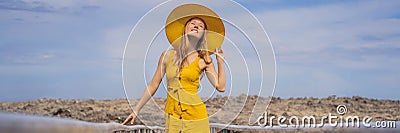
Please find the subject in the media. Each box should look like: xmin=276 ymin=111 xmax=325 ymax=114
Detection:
xmin=191 ymin=29 xmax=198 ymax=33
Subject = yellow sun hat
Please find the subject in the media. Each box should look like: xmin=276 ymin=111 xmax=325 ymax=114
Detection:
xmin=165 ymin=4 xmax=225 ymax=53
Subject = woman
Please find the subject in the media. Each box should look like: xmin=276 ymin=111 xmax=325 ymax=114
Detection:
xmin=122 ymin=4 xmax=226 ymax=133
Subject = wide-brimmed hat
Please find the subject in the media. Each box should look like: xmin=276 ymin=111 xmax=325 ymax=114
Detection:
xmin=165 ymin=4 xmax=225 ymax=53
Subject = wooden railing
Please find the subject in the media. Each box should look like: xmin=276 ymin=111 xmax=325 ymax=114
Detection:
xmin=0 ymin=111 xmax=281 ymax=133
xmin=0 ymin=111 xmax=243 ymax=133
xmin=3 ymin=112 xmax=395 ymax=133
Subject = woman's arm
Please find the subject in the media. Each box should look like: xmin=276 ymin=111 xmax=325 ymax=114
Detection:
xmin=122 ymin=51 xmax=167 ymax=125
xmin=205 ymin=48 xmax=226 ymax=92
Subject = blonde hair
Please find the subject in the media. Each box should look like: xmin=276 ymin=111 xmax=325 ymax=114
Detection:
xmin=174 ymin=17 xmax=212 ymax=72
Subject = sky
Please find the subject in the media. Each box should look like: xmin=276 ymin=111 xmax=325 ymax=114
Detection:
xmin=0 ymin=0 xmax=399 ymax=101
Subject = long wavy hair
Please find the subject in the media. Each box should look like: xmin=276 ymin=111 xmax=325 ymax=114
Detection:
xmin=174 ymin=17 xmax=212 ymax=72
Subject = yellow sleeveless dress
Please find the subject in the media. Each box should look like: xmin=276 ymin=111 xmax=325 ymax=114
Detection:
xmin=164 ymin=50 xmax=210 ymax=133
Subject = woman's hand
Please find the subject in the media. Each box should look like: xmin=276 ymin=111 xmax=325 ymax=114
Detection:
xmin=215 ymin=48 xmax=224 ymax=62
xmin=122 ymin=112 xmax=137 ymax=125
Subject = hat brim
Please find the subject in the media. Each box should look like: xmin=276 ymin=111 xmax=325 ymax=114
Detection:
xmin=165 ymin=4 xmax=225 ymax=53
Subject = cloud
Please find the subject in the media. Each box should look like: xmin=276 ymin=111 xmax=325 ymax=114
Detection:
xmin=0 ymin=0 xmax=55 ymax=13
xmin=0 ymin=0 xmax=168 ymax=101
xmin=2 ymin=53 xmax=55 ymax=65
xmin=255 ymin=1 xmax=400 ymax=65
xmin=1 ymin=0 xmax=399 ymax=101
xmin=243 ymin=1 xmax=400 ymax=99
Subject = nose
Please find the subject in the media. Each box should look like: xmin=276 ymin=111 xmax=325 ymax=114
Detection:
xmin=193 ymin=25 xmax=198 ymax=29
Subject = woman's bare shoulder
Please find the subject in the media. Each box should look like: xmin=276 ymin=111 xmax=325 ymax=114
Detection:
xmin=160 ymin=49 xmax=175 ymax=62
xmin=162 ymin=49 xmax=174 ymax=55
xmin=165 ymin=49 xmax=177 ymax=54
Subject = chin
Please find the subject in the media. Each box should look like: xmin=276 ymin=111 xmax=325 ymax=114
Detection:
xmin=187 ymin=33 xmax=203 ymax=39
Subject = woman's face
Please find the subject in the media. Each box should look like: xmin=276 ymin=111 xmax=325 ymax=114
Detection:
xmin=185 ymin=18 xmax=206 ymax=39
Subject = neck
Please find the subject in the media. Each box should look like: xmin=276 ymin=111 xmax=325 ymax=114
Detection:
xmin=186 ymin=37 xmax=199 ymax=53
